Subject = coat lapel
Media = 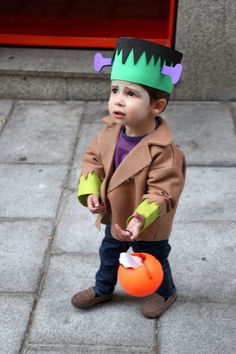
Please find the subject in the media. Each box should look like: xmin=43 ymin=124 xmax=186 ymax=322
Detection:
xmin=99 ymin=116 xmax=120 ymax=176
xmin=107 ymin=138 xmax=152 ymax=193
xmin=101 ymin=115 xmax=173 ymax=193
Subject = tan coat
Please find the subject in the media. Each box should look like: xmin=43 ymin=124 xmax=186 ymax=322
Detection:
xmin=80 ymin=115 xmax=186 ymax=241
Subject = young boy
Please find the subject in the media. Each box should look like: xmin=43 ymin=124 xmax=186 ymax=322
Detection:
xmin=72 ymin=37 xmax=186 ymax=318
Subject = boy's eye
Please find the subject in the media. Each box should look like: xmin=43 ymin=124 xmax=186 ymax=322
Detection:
xmin=111 ymin=88 xmax=118 ymax=94
xmin=127 ymin=91 xmax=136 ymax=97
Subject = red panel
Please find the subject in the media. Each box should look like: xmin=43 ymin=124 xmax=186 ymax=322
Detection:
xmin=0 ymin=0 xmax=176 ymax=48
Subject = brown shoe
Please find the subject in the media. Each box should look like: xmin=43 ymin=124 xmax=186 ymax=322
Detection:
xmin=71 ymin=287 xmax=113 ymax=309
xmin=141 ymin=293 xmax=177 ymax=319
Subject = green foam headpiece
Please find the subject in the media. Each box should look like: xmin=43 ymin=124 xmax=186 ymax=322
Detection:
xmin=111 ymin=37 xmax=183 ymax=93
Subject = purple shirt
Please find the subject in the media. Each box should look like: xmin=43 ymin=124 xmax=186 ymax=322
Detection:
xmin=114 ymin=117 xmax=160 ymax=169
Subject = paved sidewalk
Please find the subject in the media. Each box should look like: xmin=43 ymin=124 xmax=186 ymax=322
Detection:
xmin=0 ymin=99 xmax=236 ymax=354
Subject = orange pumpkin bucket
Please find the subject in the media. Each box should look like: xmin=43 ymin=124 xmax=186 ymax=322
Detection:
xmin=118 ymin=252 xmax=164 ymax=297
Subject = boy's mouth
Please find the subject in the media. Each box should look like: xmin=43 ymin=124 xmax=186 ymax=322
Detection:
xmin=113 ymin=111 xmax=126 ymax=118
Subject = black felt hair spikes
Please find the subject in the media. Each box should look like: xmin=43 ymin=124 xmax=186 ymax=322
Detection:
xmin=113 ymin=37 xmax=183 ymax=67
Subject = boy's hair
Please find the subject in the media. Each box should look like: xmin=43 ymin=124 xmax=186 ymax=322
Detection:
xmin=140 ymin=84 xmax=170 ymax=105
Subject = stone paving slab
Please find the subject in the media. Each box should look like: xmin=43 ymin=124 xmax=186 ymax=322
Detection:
xmin=0 ymin=164 xmax=67 ymax=218
xmin=52 ymin=190 xmax=102 ymax=255
xmin=175 ymin=166 xmax=236 ymax=221
xmin=28 ymin=255 xmax=156 ymax=352
xmin=0 ymin=99 xmax=12 ymax=131
xmin=0 ymin=294 xmax=34 ymax=354
xmin=169 ymin=222 xmax=236 ymax=302
xmin=159 ymin=300 xmax=236 ymax=354
xmin=0 ymin=221 xmax=52 ymax=292
xmin=83 ymin=101 xmax=109 ymax=123
xmin=0 ymin=101 xmax=84 ymax=164
xmin=69 ymin=101 xmax=108 ymax=189
xmin=69 ymin=123 xmax=103 ymax=190
xmin=164 ymin=102 xmax=236 ymax=165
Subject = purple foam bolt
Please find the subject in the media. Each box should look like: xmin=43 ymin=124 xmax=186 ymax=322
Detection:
xmin=94 ymin=53 xmax=112 ymax=72
xmin=161 ymin=63 xmax=183 ymax=84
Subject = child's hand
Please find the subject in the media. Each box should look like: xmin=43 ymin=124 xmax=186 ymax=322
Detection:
xmin=87 ymin=194 xmax=104 ymax=214
xmin=114 ymin=212 xmax=145 ymax=241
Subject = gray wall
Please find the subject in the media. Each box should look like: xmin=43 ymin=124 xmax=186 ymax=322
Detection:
xmin=175 ymin=0 xmax=236 ymax=101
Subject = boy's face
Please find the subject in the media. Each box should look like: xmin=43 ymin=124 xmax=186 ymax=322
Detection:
xmin=108 ymin=80 xmax=155 ymax=130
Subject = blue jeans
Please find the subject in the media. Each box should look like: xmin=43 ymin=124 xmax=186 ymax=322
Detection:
xmin=95 ymin=225 xmax=176 ymax=298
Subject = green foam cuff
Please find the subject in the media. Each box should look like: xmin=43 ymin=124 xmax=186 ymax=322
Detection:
xmin=77 ymin=172 xmax=102 ymax=207
xmin=127 ymin=199 xmax=161 ymax=231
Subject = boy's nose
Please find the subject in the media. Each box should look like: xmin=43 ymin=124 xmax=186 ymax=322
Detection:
xmin=115 ymin=94 xmax=125 ymax=106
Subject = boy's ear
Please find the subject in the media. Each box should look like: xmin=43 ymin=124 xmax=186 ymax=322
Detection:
xmin=152 ymin=99 xmax=168 ymax=114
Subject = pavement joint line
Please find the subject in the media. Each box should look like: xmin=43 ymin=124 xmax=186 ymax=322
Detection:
xmin=19 ymin=101 xmax=87 ymax=353
xmin=167 ymin=101 xmax=233 ymax=105
xmin=65 ymin=76 xmax=69 ymax=100
xmin=68 ymin=187 xmax=77 ymax=193
xmin=1 ymin=162 xmax=232 ymax=167
xmin=49 ymin=102 xmax=87 ymax=230
xmin=0 ymin=99 xmax=16 ymax=137
xmin=230 ymin=101 xmax=236 ymax=134
xmin=173 ymin=220 xmax=236 ymax=224
xmin=20 ymin=193 xmax=72 ymax=352
xmin=176 ymin=296 xmax=236 ymax=306
xmin=59 ymin=100 xmax=87 ymax=191
xmin=19 ymin=195 xmax=68 ymax=351
xmin=0 ymin=291 xmax=35 ymax=297
xmin=0 ymin=161 xmax=69 ymax=166
xmin=174 ymin=219 xmax=236 ymax=223
xmin=64 ymin=185 xmax=76 ymax=191
xmin=25 ymin=343 xmax=155 ymax=353
xmin=50 ymin=251 xmax=98 ymax=257
xmin=53 ymin=189 xmax=71 ymax=227
xmin=186 ymin=163 xmax=236 ymax=167
xmin=155 ymin=320 xmax=161 ymax=354
xmin=19 ymin=222 xmax=58 ymax=353
xmin=0 ymin=217 xmax=54 ymax=222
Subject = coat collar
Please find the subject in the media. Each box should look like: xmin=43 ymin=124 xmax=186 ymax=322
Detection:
xmin=101 ymin=115 xmax=173 ymax=193
xmin=102 ymin=115 xmax=173 ymax=146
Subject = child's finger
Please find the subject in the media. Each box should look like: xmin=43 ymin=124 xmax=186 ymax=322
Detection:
xmin=130 ymin=232 xmax=139 ymax=241
xmin=87 ymin=197 xmax=93 ymax=209
xmin=92 ymin=195 xmax=100 ymax=207
xmin=88 ymin=194 xmax=99 ymax=208
xmin=115 ymin=224 xmax=132 ymax=239
xmin=88 ymin=202 xmax=105 ymax=214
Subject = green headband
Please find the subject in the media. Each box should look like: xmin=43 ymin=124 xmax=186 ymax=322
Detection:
xmin=110 ymin=38 xmax=183 ymax=93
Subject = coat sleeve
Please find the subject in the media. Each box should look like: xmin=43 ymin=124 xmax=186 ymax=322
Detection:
xmin=142 ymin=145 xmax=186 ymax=216
xmin=77 ymin=133 xmax=106 ymax=207
xmin=126 ymin=145 xmax=185 ymax=231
